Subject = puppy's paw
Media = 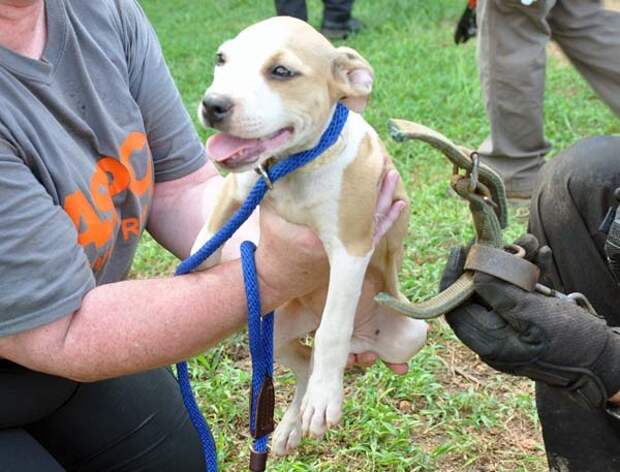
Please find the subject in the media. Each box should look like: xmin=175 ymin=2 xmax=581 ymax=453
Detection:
xmin=272 ymin=412 xmax=303 ymax=456
xmin=300 ymin=379 xmax=343 ymax=438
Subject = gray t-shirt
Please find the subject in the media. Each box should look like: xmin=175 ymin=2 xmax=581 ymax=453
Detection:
xmin=0 ymin=0 xmax=206 ymax=336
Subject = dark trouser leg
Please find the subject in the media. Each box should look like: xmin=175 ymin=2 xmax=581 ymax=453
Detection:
xmin=528 ymin=136 xmax=620 ymax=471
xmin=275 ymin=0 xmax=308 ymax=21
xmin=0 ymin=359 xmax=78 ymax=429
xmin=322 ymin=0 xmax=354 ymax=24
xmin=0 ymin=429 xmax=65 ymax=472
xmin=0 ymin=363 xmax=205 ymax=472
xmin=529 ymin=136 xmax=620 ymax=318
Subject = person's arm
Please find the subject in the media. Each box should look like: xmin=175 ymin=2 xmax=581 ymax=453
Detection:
xmin=0 ymin=147 xmax=406 ymax=382
xmin=0 ymin=198 xmax=328 ymax=382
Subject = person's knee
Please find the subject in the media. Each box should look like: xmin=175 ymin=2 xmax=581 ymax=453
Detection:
xmin=535 ymin=136 xmax=620 ymax=208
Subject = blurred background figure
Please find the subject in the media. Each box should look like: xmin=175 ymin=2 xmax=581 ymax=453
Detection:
xmin=275 ymin=0 xmax=362 ymax=39
xmin=456 ymin=0 xmax=620 ymax=200
xmin=454 ymin=0 xmax=477 ymax=44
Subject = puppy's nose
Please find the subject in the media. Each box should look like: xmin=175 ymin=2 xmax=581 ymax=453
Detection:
xmin=202 ymin=94 xmax=234 ymax=125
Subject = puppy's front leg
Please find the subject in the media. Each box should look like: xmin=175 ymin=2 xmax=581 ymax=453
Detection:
xmin=191 ymin=173 xmax=243 ymax=270
xmin=301 ymin=244 xmax=372 ymax=437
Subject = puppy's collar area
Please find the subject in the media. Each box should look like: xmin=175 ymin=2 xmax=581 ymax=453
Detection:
xmin=296 ymin=135 xmax=346 ymax=174
xmin=254 ymin=134 xmax=345 ymax=185
xmin=255 ymin=162 xmax=274 ymax=189
xmin=252 ymin=102 xmax=350 ymax=189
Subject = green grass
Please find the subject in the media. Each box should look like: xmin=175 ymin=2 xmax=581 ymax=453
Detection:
xmin=135 ymin=0 xmax=619 ymax=470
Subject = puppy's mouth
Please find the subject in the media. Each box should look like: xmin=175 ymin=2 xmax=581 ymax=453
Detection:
xmin=206 ymin=127 xmax=293 ymax=170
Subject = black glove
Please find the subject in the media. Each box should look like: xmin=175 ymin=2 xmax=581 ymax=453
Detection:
xmin=454 ymin=1 xmax=477 ymax=44
xmin=442 ymin=238 xmax=620 ymax=410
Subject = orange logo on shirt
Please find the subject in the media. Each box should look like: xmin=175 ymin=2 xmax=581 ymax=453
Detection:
xmin=63 ymin=132 xmax=153 ymax=269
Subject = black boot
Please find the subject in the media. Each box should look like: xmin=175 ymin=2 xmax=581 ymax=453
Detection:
xmin=321 ymin=17 xmax=363 ymax=39
xmin=320 ymin=0 xmax=361 ymax=39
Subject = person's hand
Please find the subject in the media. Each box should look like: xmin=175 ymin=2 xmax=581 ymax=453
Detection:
xmin=254 ymin=207 xmax=329 ymax=302
xmin=454 ymin=1 xmax=477 ymax=45
xmin=346 ymin=351 xmax=409 ymax=375
xmin=441 ymin=237 xmax=620 ymax=409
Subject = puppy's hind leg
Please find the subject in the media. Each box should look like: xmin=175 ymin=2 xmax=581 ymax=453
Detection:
xmin=272 ymin=340 xmax=311 ymax=457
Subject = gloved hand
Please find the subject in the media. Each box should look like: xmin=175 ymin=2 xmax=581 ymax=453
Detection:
xmin=454 ymin=1 xmax=477 ymax=45
xmin=442 ymin=237 xmax=620 ymax=410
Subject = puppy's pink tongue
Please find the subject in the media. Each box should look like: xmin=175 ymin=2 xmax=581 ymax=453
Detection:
xmin=207 ymin=134 xmax=261 ymax=162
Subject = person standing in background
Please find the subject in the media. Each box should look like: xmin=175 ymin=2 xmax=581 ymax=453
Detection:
xmin=275 ymin=0 xmax=362 ymax=39
xmin=474 ymin=0 xmax=620 ymax=200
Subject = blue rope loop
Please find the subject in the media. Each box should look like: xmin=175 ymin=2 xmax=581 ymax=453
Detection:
xmin=173 ymin=102 xmax=350 ymax=472
xmin=176 ymin=361 xmax=219 ymax=471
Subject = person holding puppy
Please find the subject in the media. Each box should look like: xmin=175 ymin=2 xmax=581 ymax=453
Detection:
xmin=0 ymin=0 xmax=405 ymax=470
xmin=444 ymin=137 xmax=620 ymax=471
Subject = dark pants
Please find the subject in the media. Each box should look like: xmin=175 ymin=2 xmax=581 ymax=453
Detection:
xmin=0 ymin=362 xmax=204 ymax=471
xmin=275 ymin=0 xmax=354 ymax=24
xmin=528 ymin=136 xmax=620 ymax=471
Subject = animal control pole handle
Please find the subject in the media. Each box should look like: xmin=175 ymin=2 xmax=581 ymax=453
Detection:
xmin=374 ymin=120 xmax=540 ymax=319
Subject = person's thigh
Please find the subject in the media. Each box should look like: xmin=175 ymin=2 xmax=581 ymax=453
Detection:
xmin=529 ymin=136 xmax=620 ymax=470
xmin=0 ymin=359 xmax=78 ymax=429
xmin=0 ymin=429 xmax=65 ymax=472
xmin=529 ymin=136 xmax=620 ymax=319
xmin=26 ymin=367 xmax=205 ymax=472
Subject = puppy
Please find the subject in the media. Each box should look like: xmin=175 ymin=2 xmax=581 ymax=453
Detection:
xmin=192 ymin=17 xmax=428 ymax=456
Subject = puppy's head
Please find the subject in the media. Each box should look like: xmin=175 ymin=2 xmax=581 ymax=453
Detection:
xmin=199 ymin=16 xmax=374 ymax=172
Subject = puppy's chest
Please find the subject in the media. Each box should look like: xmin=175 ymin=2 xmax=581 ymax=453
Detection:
xmin=264 ymin=162 xmax=343 ymax=232
xmin=241 ymin=117 xmax=383 ymax=244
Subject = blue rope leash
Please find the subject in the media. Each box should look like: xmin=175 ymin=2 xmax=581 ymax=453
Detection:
xmin=173 ymin=103 xmax=349 ymax=471
xmin=241 ymin=242 xmax=274 ymax=458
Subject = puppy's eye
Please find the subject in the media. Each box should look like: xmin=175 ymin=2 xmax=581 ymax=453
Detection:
xmin=215 ymin=52 xmax=226 ymax=66
xmin=271 ymin=65 xmax=297 ymax=79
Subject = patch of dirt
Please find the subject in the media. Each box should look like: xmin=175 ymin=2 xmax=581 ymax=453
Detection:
xmin=423 ymin=322 xmax=546 ymax=471
xmin=547 ymin=42 xmax=570 ymax=66
xmin=606 ymin=0 xmax=620 ymax=11
xmin=224 ymin=323 xmax=546 ymax=470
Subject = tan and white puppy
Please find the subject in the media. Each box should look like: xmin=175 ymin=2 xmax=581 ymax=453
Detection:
xmin=192 ymin=17 xmax=428 ymax=456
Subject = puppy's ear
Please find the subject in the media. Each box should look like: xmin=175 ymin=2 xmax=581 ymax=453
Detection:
xmin=331 ymin=47 xmax=374 ymax=113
